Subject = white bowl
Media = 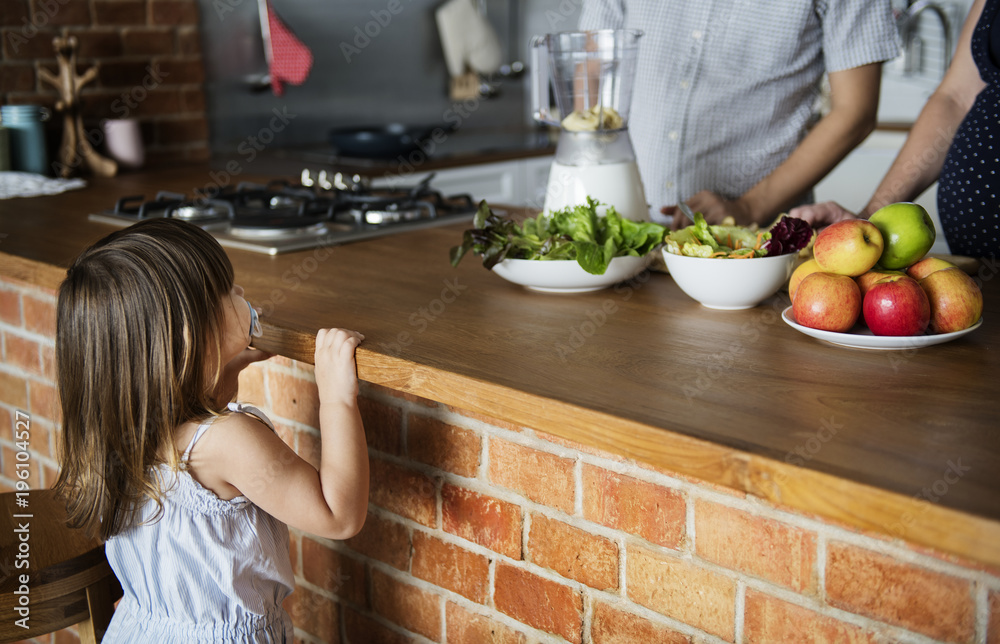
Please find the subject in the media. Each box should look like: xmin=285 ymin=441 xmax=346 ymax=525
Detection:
xmin=661 ymin=249 xmax=796 ymax=310
xmin=492 ymin=255 xmax=651 ymax=293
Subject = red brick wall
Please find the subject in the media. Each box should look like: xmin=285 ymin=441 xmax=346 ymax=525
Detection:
xmin=0 ymin=0 xmax=209 ymax=168
xmin=3 ymin=271 xmax=1000 ymax=644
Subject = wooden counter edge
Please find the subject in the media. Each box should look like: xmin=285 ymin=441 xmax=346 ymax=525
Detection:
xmin=0 ymin=252 xmax=67 ymax=293
xmin=8 ymin=251 xmax=999 ymax=570
xmin=260 ymin=321 xmax=1000 ymax=570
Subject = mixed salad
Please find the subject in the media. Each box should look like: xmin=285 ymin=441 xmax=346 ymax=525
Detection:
xmin=664 ymin=212 xmax=814 ymax=258
xmin=450 ymin=198 xmax=667 ymax=275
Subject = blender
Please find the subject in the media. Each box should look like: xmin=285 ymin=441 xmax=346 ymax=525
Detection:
xmin=531 ymin=29 xmax=648 ymax=221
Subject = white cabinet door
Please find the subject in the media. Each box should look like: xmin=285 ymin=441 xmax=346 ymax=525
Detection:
xmin=373 ymin=157 xmax=554 ymax=207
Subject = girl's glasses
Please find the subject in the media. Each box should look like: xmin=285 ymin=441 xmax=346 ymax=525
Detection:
xmin=248 ymin=301 xmax=263 ymax=342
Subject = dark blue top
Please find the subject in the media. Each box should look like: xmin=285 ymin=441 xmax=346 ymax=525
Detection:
xmin=937 ymin=0 xmax=1000 ymax=258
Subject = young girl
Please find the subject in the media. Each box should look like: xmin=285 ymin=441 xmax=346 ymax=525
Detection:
xmin=54 ymin=218 xmax=368 ymax=642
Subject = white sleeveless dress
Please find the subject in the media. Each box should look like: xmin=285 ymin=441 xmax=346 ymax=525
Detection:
xmin=103 ymin=403 xmax=294 ymax=643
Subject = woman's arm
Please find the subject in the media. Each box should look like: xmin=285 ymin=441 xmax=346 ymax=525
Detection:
xmin=791 ymin=0 xmax=988 ymax=226
xmin=859 ymin=0 xmax=987 ymax=216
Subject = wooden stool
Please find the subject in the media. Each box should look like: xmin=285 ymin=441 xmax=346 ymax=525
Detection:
xmin=0 ymin=489 xmax=122 ymax=643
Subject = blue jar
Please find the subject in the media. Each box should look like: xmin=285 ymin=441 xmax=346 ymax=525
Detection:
xmin=1 ymin=105 xmax=51 ymax=176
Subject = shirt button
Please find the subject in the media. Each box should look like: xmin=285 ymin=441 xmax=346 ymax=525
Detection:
xmin=665 ymin=181 xmax=675 ymax=189
xmin=679 ymin=80 xmax=690 ymax=89
xmin=668 ymin=131 xmax=679 ymax=141
xmin=692 ymin=30 xmax=703 ymax=39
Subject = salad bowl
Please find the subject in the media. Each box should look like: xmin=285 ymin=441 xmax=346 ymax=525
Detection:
xmin=492 ymin=255 xmax=651 ymax=293
xmin=662 ymin=250 xmax=796 ymax=309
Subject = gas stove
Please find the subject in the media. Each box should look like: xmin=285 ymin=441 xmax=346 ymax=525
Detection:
xmin=88 ymin=171 xmax=477 ymax=255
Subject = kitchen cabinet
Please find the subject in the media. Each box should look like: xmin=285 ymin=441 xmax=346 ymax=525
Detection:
xmin=373 ymin=155 xmax=553 ymax=208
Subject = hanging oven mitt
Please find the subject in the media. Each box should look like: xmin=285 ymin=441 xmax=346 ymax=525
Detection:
xmin=265 ymin=0 xmax=313 ymax=96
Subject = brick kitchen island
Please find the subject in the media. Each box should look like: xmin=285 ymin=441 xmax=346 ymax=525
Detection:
xmin=2 ymin=166 xmax=999 ymax=644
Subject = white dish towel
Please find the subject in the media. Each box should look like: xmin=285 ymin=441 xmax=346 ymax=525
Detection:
xmin=0 ymin=171 xmax=87 ymax=199
xmin=435 ymin=0 xmax=503 ymax=77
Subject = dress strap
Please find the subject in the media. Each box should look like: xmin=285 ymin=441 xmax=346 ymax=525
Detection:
xmin=181 ymin=418 xmax=217 ymax=462
xmin=227 ymin=402 xmax=276 ymax=432
xmin=180 ymin=404 xmax=275 ymax=462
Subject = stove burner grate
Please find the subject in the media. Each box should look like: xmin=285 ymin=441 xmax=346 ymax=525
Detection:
xmin=91 ymin=175 xmax=477 ymax=254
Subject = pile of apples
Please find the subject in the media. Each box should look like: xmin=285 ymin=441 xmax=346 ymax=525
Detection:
xmin=789 ymin=203 xmax=983 ymax=336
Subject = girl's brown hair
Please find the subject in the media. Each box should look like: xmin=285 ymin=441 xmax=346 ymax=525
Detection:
xmin=54 ymin=218 xmax=234 ymax=540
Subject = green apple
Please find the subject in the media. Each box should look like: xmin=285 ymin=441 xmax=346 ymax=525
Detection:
xmin=868 ymin=203 xmax=936 ymax=270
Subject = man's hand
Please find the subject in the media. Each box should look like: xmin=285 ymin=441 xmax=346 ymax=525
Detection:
xmin=663 ymin=191 xmax=752 ymax=230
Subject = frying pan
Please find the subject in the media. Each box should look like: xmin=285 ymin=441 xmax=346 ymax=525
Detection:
xmin=328 ymin=124 xmax=442 ymax=159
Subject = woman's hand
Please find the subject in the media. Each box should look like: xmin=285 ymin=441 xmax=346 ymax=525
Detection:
xmin=787 ymin=201 xmax=858 ymax=227
xmin=314 ymin=328 xmax=365 ymax=406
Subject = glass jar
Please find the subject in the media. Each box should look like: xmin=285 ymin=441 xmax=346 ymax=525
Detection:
xmin=1 ymin=105 xmax=51 ymax=175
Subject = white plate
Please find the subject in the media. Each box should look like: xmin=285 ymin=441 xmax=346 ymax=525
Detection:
xmin=781 ymin=307 xmax=983 ymax=350
xmin=492 ymin=255 xmax=651 ymax=293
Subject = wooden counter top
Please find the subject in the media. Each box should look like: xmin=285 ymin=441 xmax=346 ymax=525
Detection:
xmin=2 ymin=165 xmax=998 ymax=567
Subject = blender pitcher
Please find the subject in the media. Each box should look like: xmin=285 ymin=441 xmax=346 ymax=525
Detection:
xmin=531 ymin=29 xmax=648 ymax=220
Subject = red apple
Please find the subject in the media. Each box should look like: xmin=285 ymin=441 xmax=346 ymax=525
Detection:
xmin=813 ymin=219 xmax=884 ymax=277
xmin=862 ymin=275 xmax=930 ymax=336
xmin=919 ymin=267 xmax=983 ymax=333
xmin=856 ymin=268 xmax=906 ymax=298
xmin=792 ymin=272 xmax=862 ymax=332
xmin=906 ymin=256 xmax=956 ymax=281
xmin=788 ymin=258 xmax=823 ymax=302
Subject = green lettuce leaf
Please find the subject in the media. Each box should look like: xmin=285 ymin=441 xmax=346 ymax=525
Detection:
xmin=450 ymin=198 xmax=667 ymax=274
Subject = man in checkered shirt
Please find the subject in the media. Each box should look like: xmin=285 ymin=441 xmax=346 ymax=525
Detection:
xmin=578 ymin=0 xmax=901 ymax=228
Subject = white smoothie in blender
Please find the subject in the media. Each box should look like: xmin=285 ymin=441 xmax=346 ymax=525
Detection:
xmin=544 ymin=160 xmax=648 ymax=221
xmin=531 ymin=29 xmax=648 ymax=220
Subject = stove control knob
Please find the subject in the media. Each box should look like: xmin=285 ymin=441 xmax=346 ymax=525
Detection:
xmin=300 ymin=169 xmax=314 ymax=187
xmin=318 ymin=170 xmax=333 ymax=191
